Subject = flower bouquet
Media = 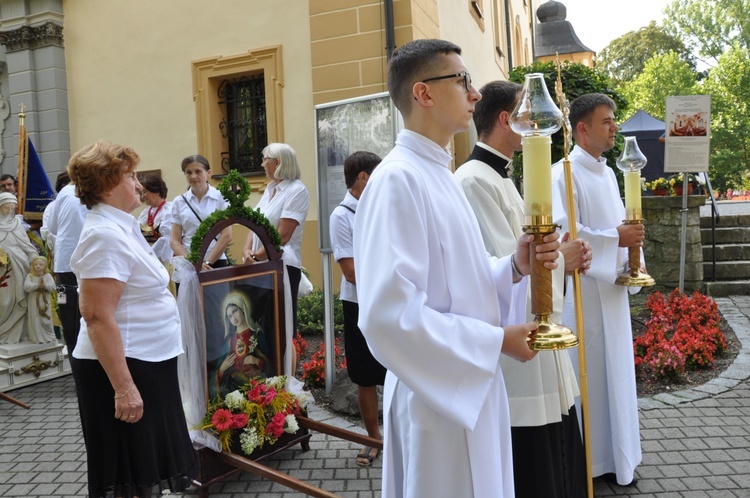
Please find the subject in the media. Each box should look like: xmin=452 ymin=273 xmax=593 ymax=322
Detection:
xmin=200 ymin=375 xmax=305 ymax=457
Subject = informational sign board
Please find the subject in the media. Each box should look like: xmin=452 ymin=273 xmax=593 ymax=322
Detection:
xmin=314 ymin=92 xmax=401 ymax=252
xmin=664 ymin=95 xmax=711 ymax=173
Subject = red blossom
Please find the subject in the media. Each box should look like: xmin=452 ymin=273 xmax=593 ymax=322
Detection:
xmin=300 ymin=337 xmax=347 ymax=388
xmin=230 ymin=413 xmax=248 ymax=430
xmin=211 ymin=408 xmax=233 ymax=432
xmin=266 ymin=411 xmax=287 ymax=438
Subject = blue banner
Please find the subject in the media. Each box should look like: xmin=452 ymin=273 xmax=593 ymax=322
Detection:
xmin=23 ymin=137 xmax=54 ymax=219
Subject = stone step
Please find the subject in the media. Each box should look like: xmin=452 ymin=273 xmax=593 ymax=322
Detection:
xmin=703 ymin=280 xmax=750 ymax=297
xmin=702 ymin=261 xmax=750 ymax=280
xmin=700 ymin=213 xmax=750 ymax=228
xmin=700 ymin=226 xmax=750 ymax=244
xmin=702 ymin=244 xmax=750 ymax=262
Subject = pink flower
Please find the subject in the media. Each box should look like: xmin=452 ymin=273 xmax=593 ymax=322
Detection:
xmin=230 ymin=413 xmax=248 ymax=430
xmin=211 ymin=408 xmax=233 ymax=432
xmin=262 ymin=387 xmax=277 ymax=406
xmin=266 ymin=411 xmax=287 ymax=438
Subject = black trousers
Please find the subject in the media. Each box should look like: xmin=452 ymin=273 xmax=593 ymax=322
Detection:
xmin=55 ymin=272 xmax=81 ymax=354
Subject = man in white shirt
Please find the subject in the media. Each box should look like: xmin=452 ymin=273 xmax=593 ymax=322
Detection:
xmin=551 ymin=93 xmax=645 ymax=487
xmin=353 ymin=39 xmax=561 ymax=498
xmin=46 ymin=181 xmax=88 ymax=354
xmin=330 ymin=151 xmax=385 ymax=467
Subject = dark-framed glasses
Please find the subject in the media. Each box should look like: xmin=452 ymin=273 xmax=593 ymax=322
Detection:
xmin=421 ymin=71 xmax=472 ymax=92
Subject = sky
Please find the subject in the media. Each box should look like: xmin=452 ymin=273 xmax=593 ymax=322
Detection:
xmin=546 ymin=0 xmax=674 ymax=54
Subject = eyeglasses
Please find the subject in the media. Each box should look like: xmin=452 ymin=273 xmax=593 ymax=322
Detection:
xmin=421 ymin=71 xmax=472 ymax=92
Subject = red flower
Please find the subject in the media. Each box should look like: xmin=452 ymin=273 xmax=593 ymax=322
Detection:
xmin=230 ymin=413 xmax=248 ymax=430
xmin=266 ymin=411 xmax=287 ymax=438
xmin=211 ymin=408 xmax=233 ymax=432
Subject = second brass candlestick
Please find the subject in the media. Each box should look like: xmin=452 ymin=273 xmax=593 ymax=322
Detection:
xmin=615 ymin=218 xmax=656 ymax=287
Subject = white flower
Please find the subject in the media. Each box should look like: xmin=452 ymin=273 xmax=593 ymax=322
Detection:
xmin=264 ymin=375 xmax=286 ymax=390
xmin=239 ymin=427 xmax=262 ymax=454
xmin=284 ymin=414 xmax=299 ymax=434
xmin=225 ymin=390 xmax=245 ymax=410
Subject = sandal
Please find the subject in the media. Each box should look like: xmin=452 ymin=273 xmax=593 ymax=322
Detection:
xmin=356 ymin=446 xmax=379 ymax=467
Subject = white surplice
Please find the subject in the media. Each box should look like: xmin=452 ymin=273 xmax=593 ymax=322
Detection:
xmin=354 ymin=130 xmax=527 ymax=498
xmin=551 ymin=145 xmax=642 ymax=484
xmin=456 ymin=148 xmax=578 ymax=427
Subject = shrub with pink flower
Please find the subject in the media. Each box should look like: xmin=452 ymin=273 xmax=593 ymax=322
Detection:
xmin=200 ymin=375 xmax=306 ymax=456
xmin=634 ymin=289 xmax=726 ymax=381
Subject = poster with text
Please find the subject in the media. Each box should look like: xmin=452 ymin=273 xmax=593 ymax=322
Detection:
xmin=664 ymin=95 xmax=711 ymax=173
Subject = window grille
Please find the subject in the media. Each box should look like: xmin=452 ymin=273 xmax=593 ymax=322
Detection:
xmin=218 ymin=75 xmax=267 ymax=175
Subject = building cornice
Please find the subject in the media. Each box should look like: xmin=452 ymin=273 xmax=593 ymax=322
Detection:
xmin=0 ymin=21 xmax=63 ymax=52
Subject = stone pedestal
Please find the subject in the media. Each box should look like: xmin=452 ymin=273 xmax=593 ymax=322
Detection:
xmin=0 ymin=341 xmax=71 ymax=392
xmin=641 ymin=195 xmax=705 ymax=293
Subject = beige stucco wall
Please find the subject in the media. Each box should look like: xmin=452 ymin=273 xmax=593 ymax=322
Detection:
xmin=60 ymin=0 xmax=535 ymax=290
xmin=62 ymin=0 xmax=319 ymax=268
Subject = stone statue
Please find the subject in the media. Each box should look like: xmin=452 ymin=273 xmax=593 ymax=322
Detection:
xmin=24 ymin=255 xmax=57 ymax=343
xmin=0 ymin=192 xmax=39 ymax=344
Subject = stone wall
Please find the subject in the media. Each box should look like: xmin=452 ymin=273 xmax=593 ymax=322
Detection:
xmin=641 ymin=195 xmax=705 ymax=294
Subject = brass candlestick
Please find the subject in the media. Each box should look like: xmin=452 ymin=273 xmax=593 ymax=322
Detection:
xmin=615 ymin=136 xmax=655 ymax=287
xmin=511 ymin=73 xmax=578 ymax=351
xmin=615 ymin=217 xmax=656 ymax=287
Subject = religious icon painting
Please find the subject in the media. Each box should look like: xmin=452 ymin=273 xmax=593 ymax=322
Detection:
xmin=199 ymin=261 xmax=286 ymax=402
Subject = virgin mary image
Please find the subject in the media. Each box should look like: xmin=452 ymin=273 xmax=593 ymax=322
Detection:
xmin=211 ymin=291 xmax=272 ymax=399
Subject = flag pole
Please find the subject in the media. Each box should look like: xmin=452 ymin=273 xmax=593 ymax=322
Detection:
xmin=554 ymin=56 xmax=593 ymax=498
xmin=16 ymin=103 xmax=27 ymax=215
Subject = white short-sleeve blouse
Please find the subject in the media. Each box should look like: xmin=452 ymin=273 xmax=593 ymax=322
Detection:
xmin=71 ymin=204 xmax=183 ymax=362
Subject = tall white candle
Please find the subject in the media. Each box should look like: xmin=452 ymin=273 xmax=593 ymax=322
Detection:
xmin=522 ymin=135 xmax=552 ymax=221
xmin=624 ymin=170 xmax=642 ymax=216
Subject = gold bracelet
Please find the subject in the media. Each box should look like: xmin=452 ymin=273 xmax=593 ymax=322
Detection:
xmin=114 ymin=384 xmax=132 ymax=400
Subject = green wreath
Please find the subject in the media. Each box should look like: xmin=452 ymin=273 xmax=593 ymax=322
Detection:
xmin=187 ymin=169 xmax=282 ymax=263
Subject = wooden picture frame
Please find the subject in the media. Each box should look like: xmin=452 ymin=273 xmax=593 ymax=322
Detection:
xmin=200 ymin=261 xmax=286 ymax=402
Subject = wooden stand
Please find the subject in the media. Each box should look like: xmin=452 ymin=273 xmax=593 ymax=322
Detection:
xmin=191 ymin=212 xmax=383 ymax=497
xmin=0 ymin=391 xmax=29 ymax=409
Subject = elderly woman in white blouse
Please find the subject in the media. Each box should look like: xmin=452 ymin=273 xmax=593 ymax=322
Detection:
xmin=242 ymin=143 xmax=309 ymax=365
xmin=68 ymin=141 xmax=196 ymax=497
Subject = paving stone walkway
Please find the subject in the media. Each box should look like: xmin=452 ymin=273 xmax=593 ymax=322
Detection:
xmin=1 ymin=296 xmax=749 ymax=497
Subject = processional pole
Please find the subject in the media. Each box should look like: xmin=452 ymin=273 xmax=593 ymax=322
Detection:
xmin=554 ymin=56 xmax=593 ymax=498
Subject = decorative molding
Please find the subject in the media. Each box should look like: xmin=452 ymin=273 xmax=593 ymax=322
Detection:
xmin=14 ymin=354 xmax=59 ymax=378
xmin=0 ymin=21 xmax=63 ymax=52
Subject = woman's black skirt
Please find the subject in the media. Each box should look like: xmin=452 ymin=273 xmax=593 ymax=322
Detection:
xmin=76 ymin=356 xmax=197 ymax=498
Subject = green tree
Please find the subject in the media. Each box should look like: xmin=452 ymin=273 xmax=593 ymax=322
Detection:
xmin=620 ymin=51 xmax=698 ymax=120
xmin=664 ymin=0 xmax=750 ymax=66
xmin=702 ymin=44 xmax=750 ymax=195
xmin=598 ymin=21 xmax=695 ymax=85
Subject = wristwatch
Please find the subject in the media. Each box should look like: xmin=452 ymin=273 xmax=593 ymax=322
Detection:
xmin=510 ymin=254 xmax=524 ymax=281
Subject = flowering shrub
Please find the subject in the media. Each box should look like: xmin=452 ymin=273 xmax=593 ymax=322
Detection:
xmin=668 ymin=172 xmax=697 ymax=187
xmin=634 ymin=289 xmax=726 ymax=380
xmin=200 ymin=376 xmax=303 ymax=456
xmin=300 ymin=337 xmax=347 ymax=388
xmin=293 ymin=336 xmax=309 ymax=359
xmin=644 ymin=177 xmax=669 ymax=192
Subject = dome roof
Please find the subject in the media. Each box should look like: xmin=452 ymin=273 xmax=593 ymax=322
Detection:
xmin=535 ymin=1 xmax=594 ymax=56
xmin=537 ymin=1 xmax=567 ymax=23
